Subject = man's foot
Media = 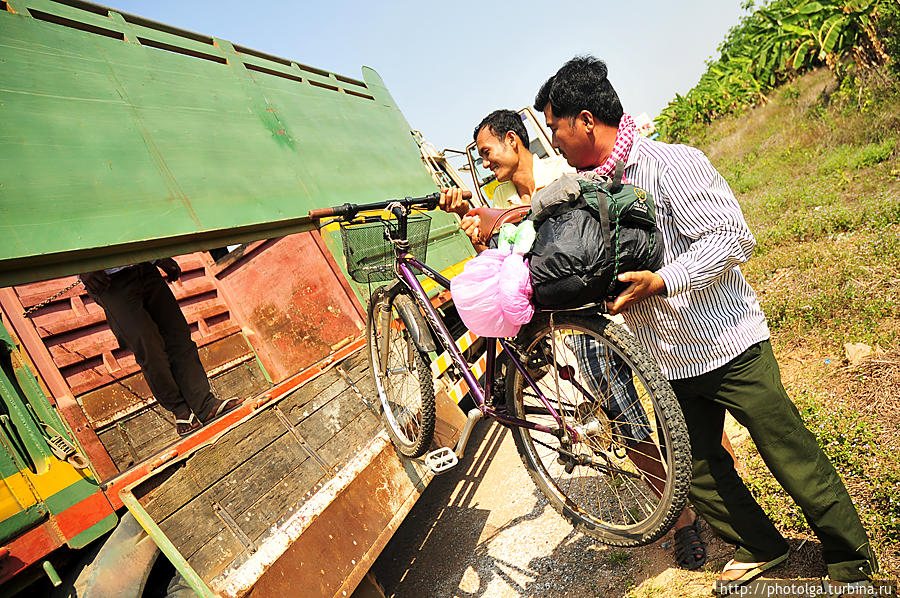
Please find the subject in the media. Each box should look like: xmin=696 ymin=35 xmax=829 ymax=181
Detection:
xmin=199 ymin=397 xmax=242 ymax=424
xmin=672 ymin=516 xmax=707 ymax=570
xmin=175 ymin=413 xmax=200 ymax=437
xmin=713 ymin=551 xmax=790 ymax=594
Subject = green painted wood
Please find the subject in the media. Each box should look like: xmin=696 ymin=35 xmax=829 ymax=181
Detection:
xmin=0 ymin=1 xmax=446 ymax=285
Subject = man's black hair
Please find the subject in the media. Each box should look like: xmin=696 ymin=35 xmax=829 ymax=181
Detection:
xmin=473 ymin=109 xmax=529 ymax=148
xmin=534 ymin=76 xmax=554 ymax=117
xmin=533 ymin=56 xmax=623 ymax=128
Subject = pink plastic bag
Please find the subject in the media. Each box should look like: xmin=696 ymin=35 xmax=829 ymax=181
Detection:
xmin=498 ymin=254 xmax=534 ymax=325
xmin=450 ymin=249 xmax=533 ymax=338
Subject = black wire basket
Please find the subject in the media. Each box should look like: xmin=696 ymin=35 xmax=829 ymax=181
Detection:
xmin=340 ymin=214 xmax=431 ymax=283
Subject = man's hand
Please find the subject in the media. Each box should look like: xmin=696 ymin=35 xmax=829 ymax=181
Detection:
xmin=79 ymin=271 xmax=111 ymax=295
xmin=156 ymin=257 xmax=181 ymax=282
xmin=459 ymin=214 xmax=483 ymax=245
xmin=438 ymin=187 xmax=472 ymax=218
xmin=606 ymin=271 xmax=667 ymax=315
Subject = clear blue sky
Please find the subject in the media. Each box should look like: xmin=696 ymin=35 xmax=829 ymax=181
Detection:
xmin=109 ymin=0 xmax=747 ymax=153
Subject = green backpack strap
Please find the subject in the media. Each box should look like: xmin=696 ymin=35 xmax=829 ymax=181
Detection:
xmin=577 ymin=179 xmax=615 ymax=280
xmin=609 ymin=160 xmax=625 ymax=194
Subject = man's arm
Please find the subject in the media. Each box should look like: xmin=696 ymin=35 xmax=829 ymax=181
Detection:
xmin=607 ymin=146 xmax=755 ymax=313
xmin=653 ymin=146 xmax=756 ymax=298
xmin=606 ymin=271 xmax=666 ymax=315
xmin=438 ymin=187 xmax=472 ymax=218
xmin=154 ymin=257 xmax=181 ymax=282
xmin=439 ymin=187 xmax=488 ymax=250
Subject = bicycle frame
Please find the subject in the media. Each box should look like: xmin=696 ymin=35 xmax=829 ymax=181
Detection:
xmin=383 ymin=218 xmax=576 ymax=442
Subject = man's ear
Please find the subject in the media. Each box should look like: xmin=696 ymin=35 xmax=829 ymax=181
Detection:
xmin=505 ymin=130 xmax=519 ymax=149
xmin=579 ymin=110 xmax=595 ymax=133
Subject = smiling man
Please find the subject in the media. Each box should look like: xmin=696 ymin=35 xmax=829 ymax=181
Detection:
xmin=439 ymin=109 xmax=571 ymax=244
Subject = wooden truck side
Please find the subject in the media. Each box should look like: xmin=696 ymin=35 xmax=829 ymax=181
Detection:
xmin=0 ymin=1 xmax=474 ymax=595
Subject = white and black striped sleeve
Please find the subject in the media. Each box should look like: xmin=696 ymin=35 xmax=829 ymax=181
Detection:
xmin=654 ymin=146 xmax=757 ymax=297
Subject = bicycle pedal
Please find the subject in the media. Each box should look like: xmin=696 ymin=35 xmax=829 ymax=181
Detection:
xmin=424 ymin=447 xmax=458 ymax=474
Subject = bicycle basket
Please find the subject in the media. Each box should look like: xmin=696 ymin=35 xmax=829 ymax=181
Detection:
xmin=340 ymin=214 xmax=431 ymax=283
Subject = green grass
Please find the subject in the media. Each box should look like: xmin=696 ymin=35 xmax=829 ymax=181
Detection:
xmin=607 ymin=549 xmax=631 ymax=566
xmin=741 ymin=389 xmax=900 ymax=557
xmin=678 ymin=66 xmax=900 ymax=576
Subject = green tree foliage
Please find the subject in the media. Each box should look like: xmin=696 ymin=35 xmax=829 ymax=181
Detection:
xmin=656 ymin=0 xmax=895 ymax=141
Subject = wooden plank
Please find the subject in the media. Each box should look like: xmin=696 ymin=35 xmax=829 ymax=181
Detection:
xmin=277 ymin=352 xmax=369 ymax=426
xmin=165 ymin=443 xmax=325 ymax=562
xmin=316 ymin=407 xmax=382 ymax=473
xmin=186 ymin=454 xmax=328 ymax=583
xmin=209 ymin=433 xmax=310 ymax=517
xmin=29 ymin=302 xmax=106 ymax=337
xmin=118 ymin=405 xmax=180 ymax=464
xmin=137 ymin=461 xmax=205 ymax=522
xmin=156 ymin=495 xmax=223 ymax=563
xmin=185 ymin=529 xmax=245 ymax=586
xmin=77 ymin=370 xmax=154 ymax=428
xmin=184 ymin=437 xmax=325 ymax=580
xmin=196 ymin=332 xmax=255 ymax=371
xmin=296 ymin=389 xmax=370 ymax=450
xmin=209 ymin=360 xmax=268 ymax=404
xmin=95 ymin=426 xmax=128 ymax=473
xmin=137 ymin=409 xmax=283 ymax=519
xmin=234 ymin=456 xmax=329 ymax=545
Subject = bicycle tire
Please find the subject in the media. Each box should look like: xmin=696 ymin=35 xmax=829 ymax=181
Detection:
xmin=366 ymin=288 xmax=436 ymax=458
xmin=506 ymin=311 xmax=691 ymax=546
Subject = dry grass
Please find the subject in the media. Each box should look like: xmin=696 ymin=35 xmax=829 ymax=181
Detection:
xmin=685 ymin=66 xmax=900 ymax=580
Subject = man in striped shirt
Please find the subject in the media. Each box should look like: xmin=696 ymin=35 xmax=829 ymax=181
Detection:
xmin=534 ymin=56 xmax=875 ymax=589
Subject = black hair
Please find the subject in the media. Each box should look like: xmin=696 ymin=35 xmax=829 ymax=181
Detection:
xmin=534 ymin=76 xmax=554 ymax=116
xmin=473 ymin=109 xmax=529 ymax=148
xmin=533 ymin=55 xmax=623 ymax=128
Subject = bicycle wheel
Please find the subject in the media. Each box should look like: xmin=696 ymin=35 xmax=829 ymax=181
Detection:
xmin=366 ymin=288 xmax=435 ymax=458
xmin=506 ymin=311 xmax=691 ymax=546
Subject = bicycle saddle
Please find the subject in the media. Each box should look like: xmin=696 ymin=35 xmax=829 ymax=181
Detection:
xmin=465 ymin=205 xmax=530 ymax=243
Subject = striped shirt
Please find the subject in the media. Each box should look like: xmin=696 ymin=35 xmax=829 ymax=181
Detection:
xmin=619 ymin=136 xmax=770 ymax=380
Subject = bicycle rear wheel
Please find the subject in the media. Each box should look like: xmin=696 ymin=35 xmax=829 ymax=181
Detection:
xmin=506 ymin=311 xmax=691 ymax=546
xmin=366 ymin=288 xmax=435 ymax=458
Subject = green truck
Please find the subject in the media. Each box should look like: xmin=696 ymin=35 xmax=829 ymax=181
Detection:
xmin=0 ymin=1 xmax=474 ymax=595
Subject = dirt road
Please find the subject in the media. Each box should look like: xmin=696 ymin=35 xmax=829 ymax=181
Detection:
xmin=369 ymin=421 xmax=735 ymax=598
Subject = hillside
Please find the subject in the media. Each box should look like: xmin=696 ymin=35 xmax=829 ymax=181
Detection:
xmin=672 ymin=66 xmax=900 ymax=587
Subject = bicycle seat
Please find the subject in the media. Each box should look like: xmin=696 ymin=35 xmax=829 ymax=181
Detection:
xmin=465 ymin=205 xmax=530 ymax=243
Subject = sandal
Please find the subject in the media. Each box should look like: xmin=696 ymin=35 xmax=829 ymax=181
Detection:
xmin=200 ymin=397 xmax=242 ymax=424
xmin=714 ymin=550 xmax=790 ymax=594
xmin=672 ymin=518 xmax=707 ymax=570
xmin=175 ymin=414 xmax=200 ymax=437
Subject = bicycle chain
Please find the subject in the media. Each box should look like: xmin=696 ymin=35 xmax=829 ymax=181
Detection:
xmin=21 ymin=279 xmax=82 ymax=318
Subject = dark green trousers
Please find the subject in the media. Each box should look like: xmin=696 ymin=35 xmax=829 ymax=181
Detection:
xmin=669 ymin=341 xmax=876 ymax=582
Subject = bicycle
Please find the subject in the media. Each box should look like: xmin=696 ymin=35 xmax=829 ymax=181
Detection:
xmin=310 ymin=193 xmax=692 ymax=547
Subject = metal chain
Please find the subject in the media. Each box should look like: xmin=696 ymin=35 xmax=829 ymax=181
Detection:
xmin=22 ymin=279 xmax=82 ymax=318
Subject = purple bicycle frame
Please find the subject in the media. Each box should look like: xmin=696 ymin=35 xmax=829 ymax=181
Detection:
xmin=395 ymin=255 xmax=572 ymax=437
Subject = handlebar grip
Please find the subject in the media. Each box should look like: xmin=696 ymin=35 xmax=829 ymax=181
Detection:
xmin=310 ymin=203 xmax=357 ymax=220
xmin=462 ymin=190 xmax=473 ymax=200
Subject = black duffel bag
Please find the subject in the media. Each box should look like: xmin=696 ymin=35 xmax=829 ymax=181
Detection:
xmin=527 ymin=164 xmax=663 ymax=309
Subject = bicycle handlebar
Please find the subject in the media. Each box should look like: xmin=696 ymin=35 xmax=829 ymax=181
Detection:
xmin=307 ymin=190 xmax=472 ymax=221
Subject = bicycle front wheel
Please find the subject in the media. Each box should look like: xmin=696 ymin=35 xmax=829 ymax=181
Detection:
xmin=366 ymin=288 xmax=435 ymax=458
xmin=506 ymin=311 xmax=691 ymax=546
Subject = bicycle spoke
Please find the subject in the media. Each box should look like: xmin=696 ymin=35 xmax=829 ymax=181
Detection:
xmin=507 ymin=314 xmax=691 ymax=546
